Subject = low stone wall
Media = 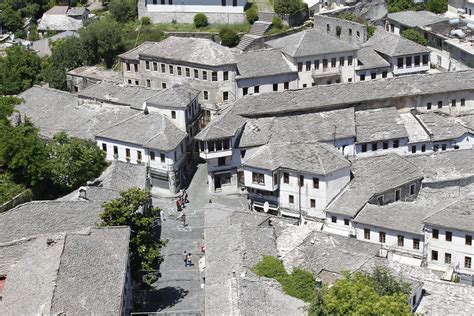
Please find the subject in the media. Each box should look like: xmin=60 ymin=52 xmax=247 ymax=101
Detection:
xmin=0 ymin=189 xmax=32 ymax=213
xmin=141 ymin=10 xmax=246 ymax=24
xmin=279 ymin=9 xmax=309 ymax=27
xmin=163 ymin=31 xmax=219 ymax=41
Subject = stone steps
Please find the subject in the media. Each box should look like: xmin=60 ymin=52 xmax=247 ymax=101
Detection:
xmin=236 ymin=34 xmax=260 ymax=51
xmin=249 ymin=21 xmax=272 ymax=36
xmin=259 ymin=11 xmax=277 ymax=23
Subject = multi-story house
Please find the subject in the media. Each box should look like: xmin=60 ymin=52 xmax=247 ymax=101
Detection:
xmin=138 ymin=0 xmax=247 ymax=24
xmin=355 ymin=47 xmax=393 ymax=82
xmin=385 ymin=11 xmax=448 ymax=36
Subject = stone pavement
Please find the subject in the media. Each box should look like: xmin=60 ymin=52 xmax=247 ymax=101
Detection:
xmin=140 ymin=163 xmax=246 ymax=314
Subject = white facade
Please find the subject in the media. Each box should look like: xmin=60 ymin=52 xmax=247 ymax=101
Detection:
xmin=354 ymin=138 xmax=409 ymax=157
xmin=236 ymin=73 xmax=299 ymax=98
xmin=354 ymin=67 xmax=393 ymax=82
xmin=391 ymin=54 xmax=430 ymax=76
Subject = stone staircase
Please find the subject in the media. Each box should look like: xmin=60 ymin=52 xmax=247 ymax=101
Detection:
xmin=236 ymin=21 xmax=272 ymax=51
xmin=258 ymin=11 xmax=277 ymax=23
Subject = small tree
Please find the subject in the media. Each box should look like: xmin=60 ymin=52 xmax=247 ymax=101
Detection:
xmin=252 ymin=255 xmax=287 ymax=281
xmin=246 ymin=7 xmax=259 ymax=24
xmin=425 ymin=0 xmax=448 ymax=13
xmin=401 ymin=28 xmax=428 ymax=46
xmin=141 ymin=16 xmax=151 ymax=26
xmin=194 ymin=13 xmax=209 ymax=28
xmin=281 ymin=268 xmax=316 ymax=302
xmin=272 ymin=16 xmax=283 ymax=29
xmin=109 ymin=0 xmax=137 ymax=23
xmin=219 ymin=27 xmax=240 ymax=47
xmin=273 ymin=0 xmax=305 ymax=15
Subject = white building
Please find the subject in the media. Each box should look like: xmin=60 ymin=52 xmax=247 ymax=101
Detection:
xmin=138 ymin=0 xmax=247 ymax=24
xmin=38 ymin=6 xmax=89 ymax=37
xmin=355 ymin=47 xmax=393 ymax=82
xmin=242 ymin=142 xmax=351 ymax=218
xmin=385 ymin=11 xmax=449 ymax=36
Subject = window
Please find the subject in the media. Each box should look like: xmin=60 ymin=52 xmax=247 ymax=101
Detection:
xmin=113 ymin=146 xmax=118 ymax=155
xmin=395 ymin=189 xmax=401 ymax=201
xmin=465 ymin=256 xmax=472 ymax=268
xmin=221 ymin=0 xmax=226 ymax=5
xmin=102 ymin=143 xmax=107 ymax=152
xmin=344 ymin=218 xmax=350 ymax=226
xmin=126 ymin=148 xmax=131 ymax=159
xmin=397 ymin=235 xmax=404 ymax=247
xmin=218 ymin=157 xmax=226 ymax=166
xmin=446 ymin=231 xmax=452 ymax=242
xmin=427 ymin=102 xmax=432 ymax=110
xmin=441 ymin=144 xmax=447 ymax=151
xmin=223 ymin=91 xmax=229 ymax=101
xmin=411 ymin=145 xmax=416 ymax=154
xmin=212 ymin=72 xmax=218 ymax=81
xmin=349 ymin=28 xmax=352 ymax=36
xmin=406 ymin=56 xmax=412 ymax=68
xmin=421 ymin=145 xmax=426 ymax=152
xmin=397 ymin=57 xmax=403 ymax=68
xmin=461 ymin=98 xmax=466 ymax=106
xmin=162 ymin=82 xmax=167 ymax=89
xmin=310 ymin=199 xmax=316 ymax=208
xmin=289 ymin=195 xmax=294 ymax=204
xmin=372 ymin=143 xmax=377 ymax=151
xmin=377 ymin=195 xmax=384 ymax=205
xmin=161 ymin=64 xmax=166 ymax=72
xmin=382 ymin=71 xmax=387 ymax=78
xmin=326 ymin=24 xmax=330 ymax=32
xmin=383 ymin=142 xmax=388 ymax=150
xmin=299 ymin=175 xmax=304 ymax=187
xmin=204 ymin=91 xmax=209 ymax=100
xmin=466 ymin=235 xmax=472 ymax=246
xmin=134 ymin=64 xmax=138 ymax=72
xmin=135 ymin=80 xmax=139 ymax=86
xmin=414 ymin=55 xmax=420 ymax=66
xmin=303 ymin=84 xmax=307 ymax=88
xmin=438 ymin=101 xmax=443 ymax=108
xmin=243 ymin=87 xmax=248 ymax=96
xmin=325 ymin=81 xmax=330 ymax=85
xmin=152 ymin=62 xmax=157 ymax=71
xmin=254 ymin=86 xmax=259 ymax=94
xmin=169 ymin=65 xmax=174 ymax=74
xmin=339 ymin=56 xmax=345 ymax=67
xmin=194 ymin=69 xmax=199 ymax=79
xmin=313 ymin=177 xmax=319 ymax=189
xmin=137 ymin=151 xmax=142 ymax=161
xmin=393 ymin=140 xmax=399 ymax=148
xmin=331 ymin=216 xmax=337 ymax=223
xmin=432 ymin=229 xmax=439 ymax=239
xmin=413 ymin=239 xmax=420 ymax=250
xmin=177 ymin=66 xmax=182 ymax=76
xmin=306 ymin=61 xmax=311 ymax=71
xmin=432 ymin=250 xmax=438 ymax=261
xmin=284 ymin=82 xmax=289 ymax=90
xmin=298 ymin=62 xmax=303 ymax=72
xmin=379 ymin=232 xmax=386 ymax=243
xmin=146 ymin=79 xmax=151 ymax=87
xmin=356 ymin=30 xmax=360 ymax=37
xmin=314 ymin=60 xmax=320 ymax=69
xmin=252 ymin=172 xmax=265 ymax=185
xmin=233 ymin=0 xmax=237 ymax=6
xmin=451 ymin=99 xmax=456 ymax=107
xmin=126 ymin=63 xmax=131 ymax=71
xmin=273 ymin=173 xmax=278 ymax=185
xmin=445 ymin=253 xmax=452 ymax=264
xmin=331 ymin=58 xmax=336 ymax=68
xmin=171 ymin=111 xmax=176 ymax=119
xmin=409 ymin=184 xmax=416 ymax=195
xmin=184 ymin=67 xmax=190 ymax=77
xmin=127 ymin=79 xmax=132 ymax=84
xmin=364 ymin=229 xmax=371 ymax=240
xmin=160 ymin=153 xmax=165 ymax=163
xmin=145 ymin=61 xmax=150 ymax=70
xmin=422 ymin=54 xmax=429 ymax=65
xmin=348 ymin=56 xmax=353 ymax=66
xmin=223 ymin=71 xmax=229 ymax=81
xmin=150 ymin=151 xmax=155 ymax=160
xmin=361 ymin=144 xmax=367 ymax=152
xmin=283 ymin=173 xmax=289 ymax=184
xmin=273 ymin=84 xmax=278 ymax=91
xmin=323 ymin=59 xmax=328 ymax=69
xmin=203 ymin=71 xmax=208 ymax=80
xmin=360 ymin=74 xmax=365 ymax=81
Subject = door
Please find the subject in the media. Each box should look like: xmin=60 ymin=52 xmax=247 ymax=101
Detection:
xmin=214 ymin=175 xmax=221 ymax=190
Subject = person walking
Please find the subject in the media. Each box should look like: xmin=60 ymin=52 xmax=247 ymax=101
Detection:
xmin=186 ymin=252 xmax=192 ymax=267
xmin=183 ymin=189 xmax=188 ymax=203
xmin=160 ymin=210 xmax=165 ymax=223
xmin=176 ymin=199 xmax=181 ymax=212
xmin=183 ymin=251 xmax=188 ymax=267
xmin=181 ymin=212 xmax=186 ymax=227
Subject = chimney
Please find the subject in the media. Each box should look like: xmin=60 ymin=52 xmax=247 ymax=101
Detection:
xmin=79 ymin=187 xmax=87 ymax=200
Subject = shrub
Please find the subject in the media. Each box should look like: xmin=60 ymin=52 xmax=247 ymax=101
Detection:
xmin=252 ymin=255 xmax=287 ymax=281
xmin=273 ymin=0 xmax=305 ymax=15
xmin=425 ymin=0 xmax=447 ymax=13
xmin=246 ymin=7 xmax=259 ymax=24
xmin=281 ymin=268 xmax=316 ymax=302
xmin=401 ymin=28 xmax=428 ymax=46
xmin=194 ymin=13 xmax=208 ymax=28
xmin=272 ymin=16 xmax=283 ymax=29
xmin=141 ymin=16 xmax=151 ymax=26
xmin=219 ymin=28 xmax=240 ymax=47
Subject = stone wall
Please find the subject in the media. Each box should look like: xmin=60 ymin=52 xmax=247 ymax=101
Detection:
xmin=314 ymin=15 xmax=368 ymax=44
xmin=0 ymin=189 xmax=32 ymax=213
xmin=246 ymin=24 xmax=307 ymax=51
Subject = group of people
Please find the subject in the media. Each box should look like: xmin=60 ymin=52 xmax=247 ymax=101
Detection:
xmin=176 ymin=189 xmax=189 ymax=227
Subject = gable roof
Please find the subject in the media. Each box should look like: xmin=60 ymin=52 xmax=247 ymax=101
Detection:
xmin=118 ymin=41 xmax=155 ymax=60
xmin=266 ymin=29 xmax=359 ymax=57
xmin=355 ymin=107 xmax=408 ymax=143
xmin=235 ymin=48 xmax=296 ymax=79
xmin=366 ymin=29 xmax=430 ymax=57
xmin=145 ymin=85 xmax=200 ymax=109
xmin=38 ymin=6 xmax=84 ymax=31
xmin=423 ymin=195 xmax=474 ymax=232
xmin=387 ymin=10 xmax=448 ymax=28
xmin=415 ymin=111 xmax=470 ymax=141
xmin=194 ymin=105 xmax=247 ymax=141
xmin=356 ymin=46 xmax=391 ymax=70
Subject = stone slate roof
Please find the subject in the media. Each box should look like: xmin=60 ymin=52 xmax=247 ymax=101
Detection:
xmin=387 ymin=10 xmax=448 ymax=28
xmin=0 ymin=200 xmax=103 ymax=243
xmin=354 ymin=201 xmax=437 ymax=235
xmin=137 ymin=36 xmax=236 ymax=66
xmin=356 ymin=46 xmax=390 ymax=70
xmin=283 ymin=230 xmax=380 ymax=277
xmin=240 ymin=108 xmax=356 ymax=148
xmin=145 ymin=85 xmax=200 ymax=109
xmin=415 ymin=111 xmax=470 ymax=141
xmin=32 ymin=31 xmax=78 ymax=57
xmin=50 ymin=227 xmax=130 ymax=315
xmin=235 ymin=48 xmax=296 ymax=79
xmin=95 ymin=160 xmax=148 ymax=191
xmin=266 ymin=29 xmax=359 ymax=57
xmin=400 ymin=112 xmax=430 ymax=143
xmin=355 ymin=107 xmax=408 ymax=143
xmin=38 ymin=6 xmax=84 ymax=31
xmin=67 ymin=65 xmax=122 ymax=83
xmin=423 ymin=195 xmax=474 ymax=232
xmin=56 ymin=186 xmax=120 ymax=203
xmin=78 ymin=81 xmax=161 ymax=110
xmin=366 ymin=29 xmax=430 ymax=57
xmin=119 ymin=41 xmax=155 ymax=60
xmin=17 ymin=86 xmax=137 ymax=140
xmin=194 ymin=106 xmax=247 ymax=141
xmin=242 ymin=142 xmax=350 ymax=175
xmin=458 ymin=114 xmax=474 ymax=131
xmin=96 ymin=112 xmax=186 ymax=151
xmin=327 ymin=154 xmax=423 ymax=217
xmin=234 ymin=70 xmax=474 ymax=117
xmin=406 ymin=149 xmax=474 ymax=182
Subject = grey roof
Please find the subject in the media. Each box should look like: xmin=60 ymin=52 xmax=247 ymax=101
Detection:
xmin=354 ymin=201 xmax=437 ymax=235
xmin=17 ymin=86 xmax=137 ymax=140
xmin=145 ymin=85 xmax=200 ymax=109
xmin=67 ymin=65 xmax=122 ymax=83
xmin=31 ymin=31 xmax=78 ymax=57
xmin=38 ymin=7 xmax=84 ymax=31
xmin=194 ymin=105 xmax=247 ymax=141
xmin=57 ymin=186 xmax=120 ymax=203
xmin=235 ymin=48 xmax=296 ymax=79
xmin=423 ymin=195 xmax=474 ymax=232
xmin=415 ymin=111 xmax=470 ymax=141
xmin=355 ymin=107 xmax=408 ymax=143
xmin=387 ymin=11 xmax=448 ymax=28
xmin=96 ymin=112 xmax=186 ymax=151
xmin=0 ymin=200 xmax=103 ymax=243
xmin=240 ymin=108 xmax=356 ymax=148
xmin=243 ymin=142 xmax=351 ymax=175
xmin=118 ymin=41 xmax=155 ymax=60
xmin=78 ymin=81 xmax=161 ymax=110
xmin=234 ymin=70 xmax=474 ymax=117
xmin=137 ymin=36 xmax=236 ymax=66
xmin=400 ymin=112 xmax=430 ymax=143
xmin=327 ymin=154 xmax=423 ymax=217
xmin=283 ymin=230 xmax=380 ymax=277
xmin=66 ymin=6 xmax=88 ymax=16
xmin=356 ymin=46 xmax=390 ymax=70
xmin=458 ymin=113 xmax=474 ymax=131
xmin=406 ymin=149 xmax=474 ymax=182
xmin=366 ymin=29 xmax=430 ymax=57
xmin=50 ymin=227 xmax=130 ymax=315
xmin=266 ymin=29 xmax=359 ymax=58
xmin=95 ymin=160 xmax=148 ymax=191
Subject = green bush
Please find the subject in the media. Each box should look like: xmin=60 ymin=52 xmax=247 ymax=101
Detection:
xmin=401 ymin=28 xmax=428 ymax=46
xmin=281 ymin=268 xmax=316 ymax=302
xmin=219 ymin=27 xmax=240 ymax=47
xmin=141 ymin=16 xmax=151 ymax=26
xmin=246 ymin=7 xmax=259 ymax=24
xmin=273 ymin=0 xmax=305 ymax=15
xmin=272 ymin=16 xmax=283 ymax=29
xmin=252 ymin=256 xmax=287 ymax=281
xmin=425 ymin=0 xmax=447 ymax=13
xmin=109 ymin=0 xmax=137 ymax=23
xmin=194 ymin=13 xmax=209 ymax=28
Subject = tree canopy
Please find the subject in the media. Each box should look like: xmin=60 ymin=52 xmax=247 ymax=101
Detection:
xmin=109 ymin=0 xmax=137 ymax=23
xmin=425 ymin=0 xmax=448 ymax=13
xmin=273 ymin=0 xmax=305 ymax=15
xmin=401 ymin=28 xmax=428 ymax=46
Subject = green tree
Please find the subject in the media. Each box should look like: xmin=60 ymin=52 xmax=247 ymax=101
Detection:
xmin=425 ymin=0 xmax=448 ymax=13
xmin=219 ymin=27 xmax=240 ymax=47
xmin=46 ymin=132 xmax=108 ymax=194
xmin=194 ymin=13 xmax=209 ymax=28
xmin=387 ymin=0 xmax=416 ymax=13
xmin=109 ymin=0 xmax=137 ymax=23
xmin=281 ymin=268 xmax=316 ymax=302
xmin=122 ymin=23 xmax=166 ymax=51
xmin=0 ymin=96 xmax=21 ymax=122
xmin=245 ymin=5 xmax=259 ymax=24
xmin=79 ymin=16 xmax=124 ymax=68
xmin=401 ymin=28 xmax=428 ymax=46
xmin=252 ymin=255 xmax=288 ymax=280
xmin=0 ymin=173 xmax=27 ymax=205
xmin=369 ymin=266 xmax=412 ymax=296
xmin=0 ymin=45 xmax=42 ymax=95
xmin=0 ymin=6 xmax=23 ymax=34
xmin=307 ymin=289 xmax=328 ymax=316
xmin=272 ymin=16 xmax=283 ymax=29
xmin=273 ymin=0 xmax=305 ymax=15
xmin=100 ymin=188 xmax=165 ymax=284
